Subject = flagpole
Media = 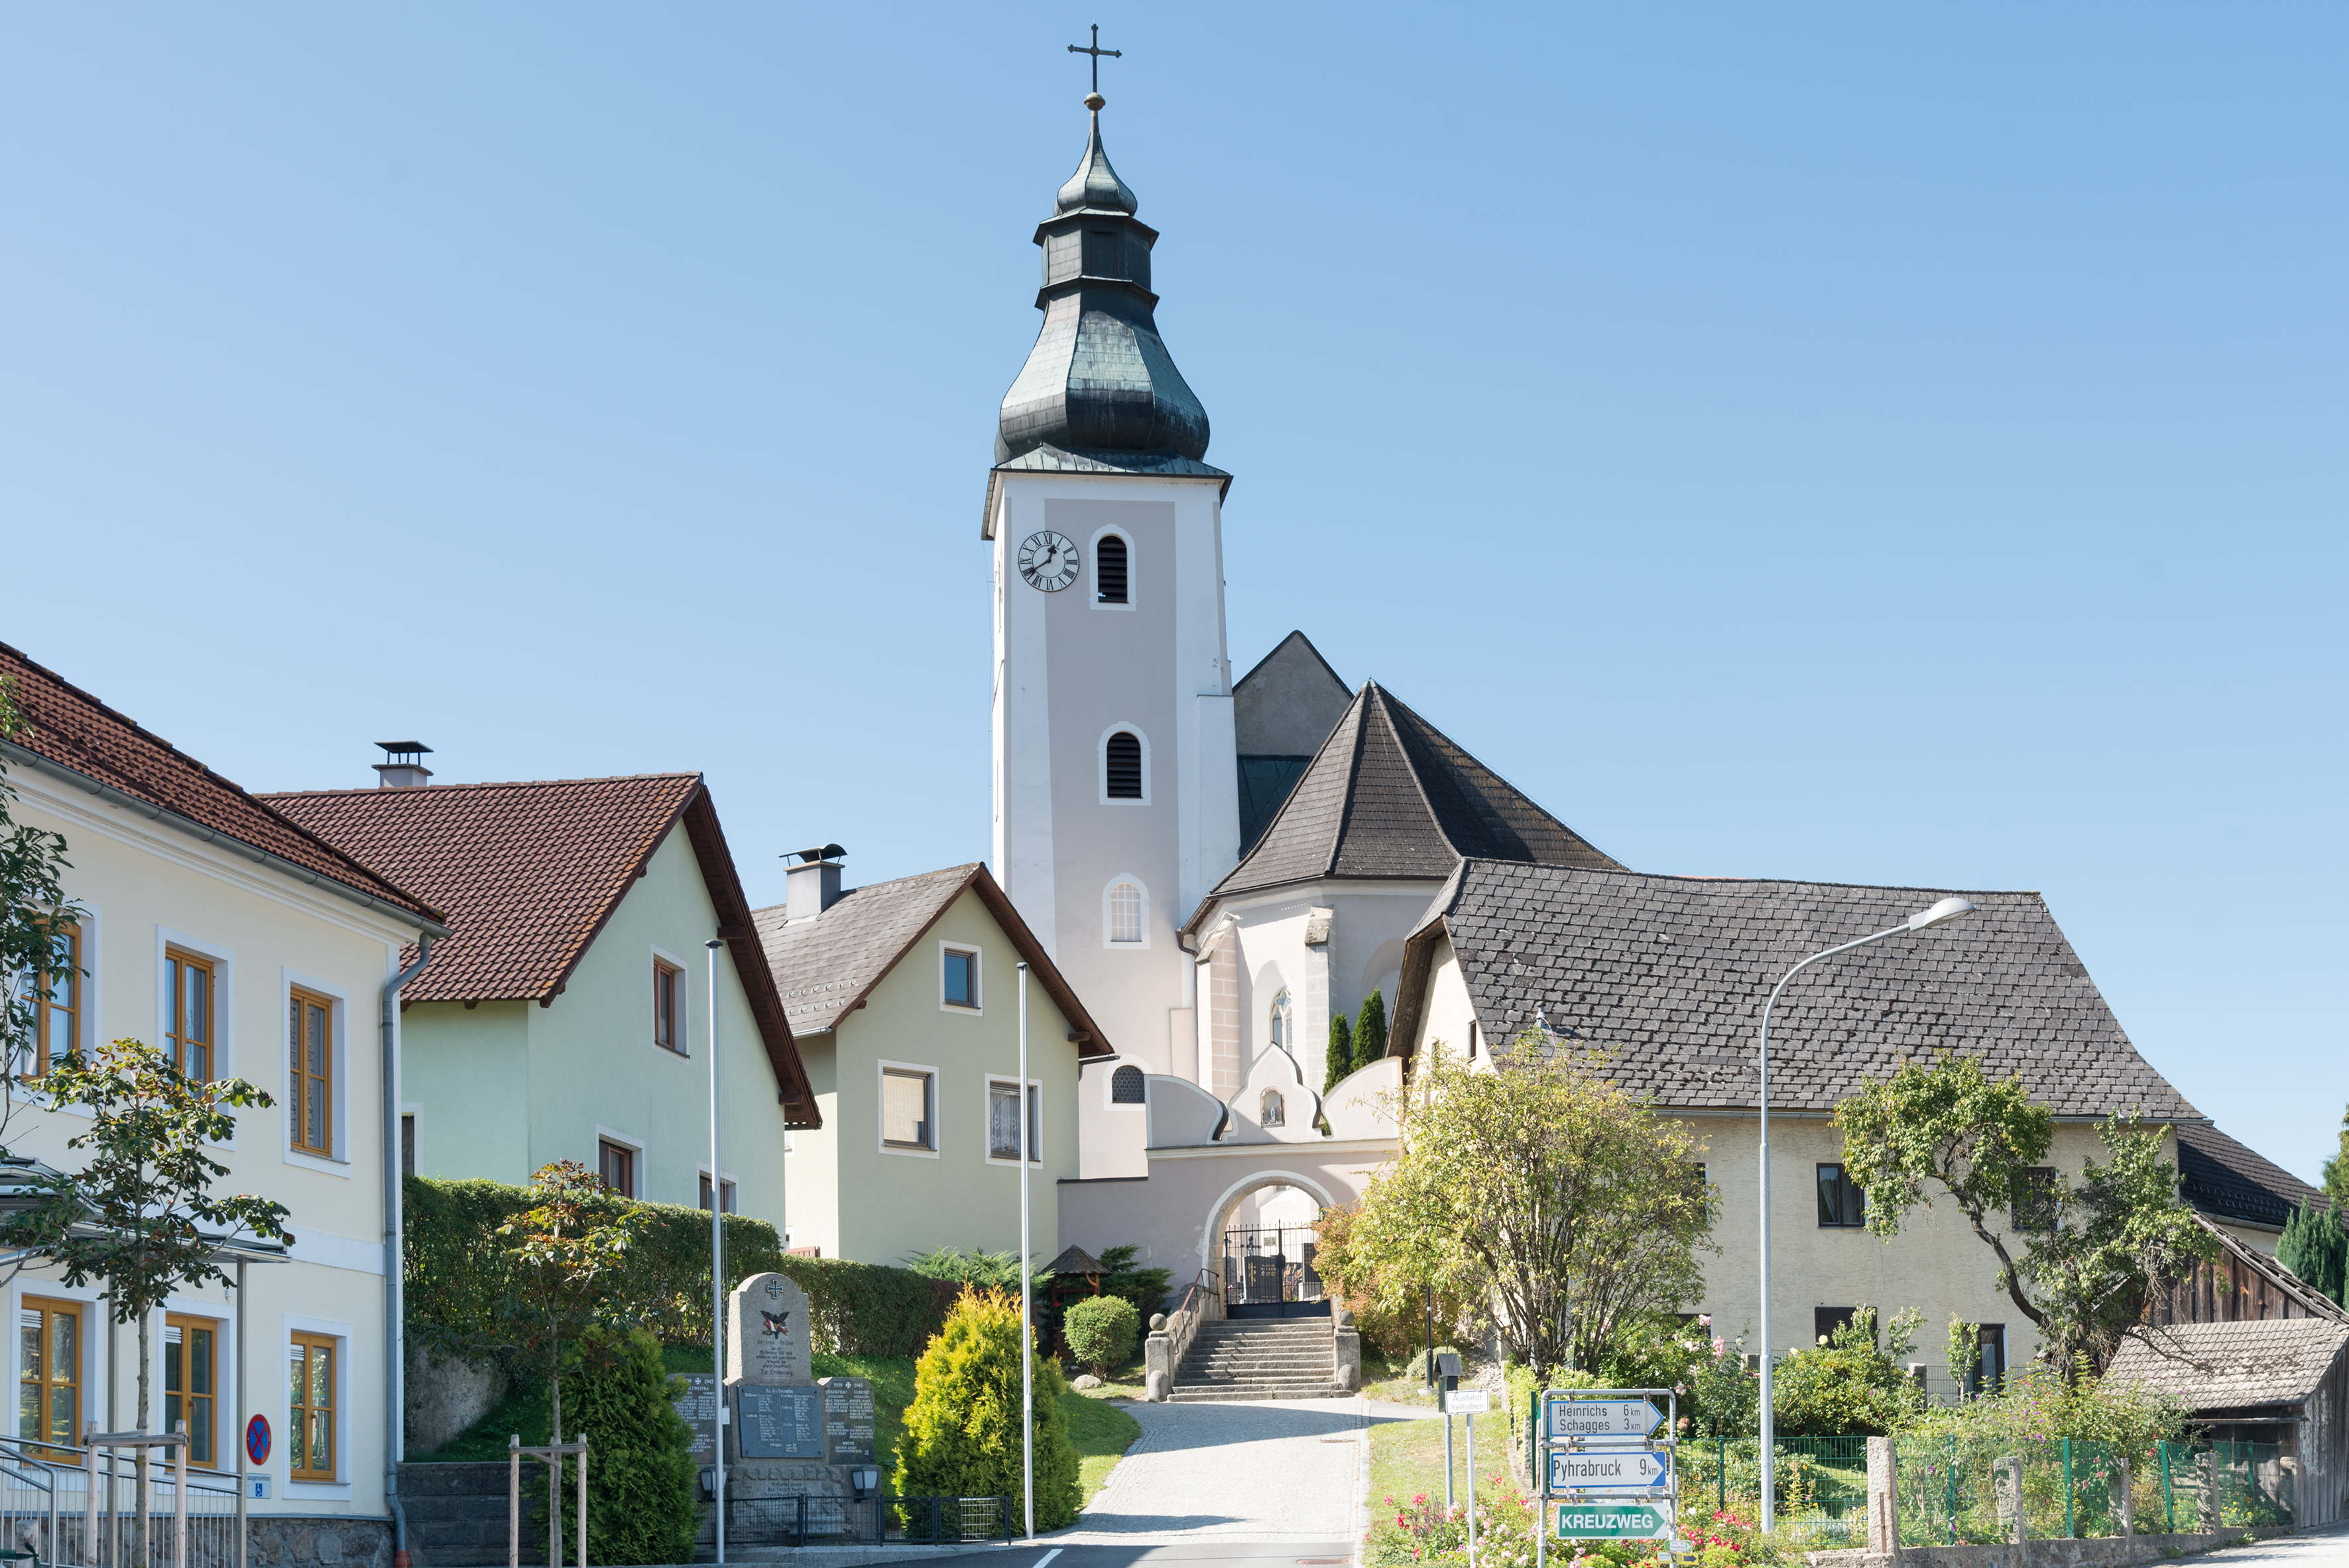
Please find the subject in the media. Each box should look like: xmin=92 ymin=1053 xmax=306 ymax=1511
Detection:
xmin=1018 ymin=960 xmax=1034 ymax=1541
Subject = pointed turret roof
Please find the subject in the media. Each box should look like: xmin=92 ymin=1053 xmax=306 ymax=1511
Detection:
xmin=1197 ymin=682 xmax=1622 ymax=909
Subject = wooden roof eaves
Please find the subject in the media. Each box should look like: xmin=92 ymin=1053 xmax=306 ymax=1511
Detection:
xmin=516 ymin=775 xmax=703 ymax=1007
xmin=1389 ymin=863 xmax=1471 ymax=1064
xmin=681 ymin=788 xmax=821 ymax=1130
xmin=966 ymin=868 xmax=1114 ymax=1058
xmin=2196 ymin=1213 xmax=2349 ymax=1325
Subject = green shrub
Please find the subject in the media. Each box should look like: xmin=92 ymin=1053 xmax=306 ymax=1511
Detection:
xmin=405 ymin=1177 xmax=956 ymax=1359
xmin=1768 ymin=1307 xmax=1923 ymax=1437
xmin=1095 ymin=1244 xmax=1172 ymax=1322
xmin=553 ymin=1328 xmax=698 ymax=1566
xmin=893 ymin=1286 xmax=1079 ymax=1528
xmin=905 ymin=1246 xmax=1037 ymax=1289
xmin=1061 ymin=1296 xmax=1139 ymax=1380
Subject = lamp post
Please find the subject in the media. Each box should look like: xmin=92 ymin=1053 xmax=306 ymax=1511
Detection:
xmin=705 ymin=937 xmax=727 ymax=1565
xmin=1016 ymin=961 xmax=1034 ymax=1541
xmin=1758 ymin=894 xmax=1975 ymax=1534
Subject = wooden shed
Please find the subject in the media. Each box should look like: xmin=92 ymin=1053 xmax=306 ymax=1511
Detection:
xmin=2106 ymin=1317 xmax=2349 ymax=1527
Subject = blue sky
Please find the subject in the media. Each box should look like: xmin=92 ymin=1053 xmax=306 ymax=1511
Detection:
xmin=3 ymin=7 xmax=2342 ymax=1181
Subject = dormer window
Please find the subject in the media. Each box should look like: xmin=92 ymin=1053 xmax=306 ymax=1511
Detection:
xmin=1105 ymin=731 xmax=1142 ymax=799
xmin=1096 ymin=535 xmax=1128 ymax=604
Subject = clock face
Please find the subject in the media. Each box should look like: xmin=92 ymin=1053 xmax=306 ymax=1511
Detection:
xmin=1017 ymin=530 xmax=1081 ymax=593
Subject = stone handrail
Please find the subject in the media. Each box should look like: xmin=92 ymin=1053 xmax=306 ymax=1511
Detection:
xmin=1143 ymin=1270 xmax=1223 ymax=1402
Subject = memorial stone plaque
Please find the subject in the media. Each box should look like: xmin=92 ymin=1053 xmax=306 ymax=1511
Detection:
xmin=819 ymin=1376 xmax=876 ymax=1465
xmin=1244 ymin=1254 xmax=1284 ymax=1303
xmin=736 ymin=1384 xmax=824 ymax=1459
xmin=726 ymin=1272 xmax=812 ymax=1387
xmin=670 ymin=1372 xmax=719 ymax=1467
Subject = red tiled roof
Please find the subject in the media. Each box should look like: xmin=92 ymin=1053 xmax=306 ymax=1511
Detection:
xmin=267 ymin=774 xmax=817 ymax=1124
xmin=0 ymin=639 xmax=440 ymax=925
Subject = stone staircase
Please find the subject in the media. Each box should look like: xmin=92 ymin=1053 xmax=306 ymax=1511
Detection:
xmin=1170 ymin=1317 xmax=1344 ymax=1402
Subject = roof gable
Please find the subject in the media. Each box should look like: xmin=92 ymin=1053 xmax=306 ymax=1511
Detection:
xmin=2107 ymin=1317 xmax=2349 ymax=1409
xmin=755 ymin=864 xmax=1112 ymax=1056
xmin=1204 ymin=682 xmax=1620 ymax=908
xmin=1394 ymin=859 xmax=2200 ymax=1119
xmin=2179 ymin=1124 xmax=2327 ymax=1232
xmin=0 ymin=640 xmax=440 ymax=925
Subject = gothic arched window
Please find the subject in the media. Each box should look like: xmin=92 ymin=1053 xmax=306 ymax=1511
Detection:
xmin=1105 ymin=731 xmax=1143 ymax=799
xmin=1112 ymin=1065 xmax=1145 ymax=1104
xmin=1096 ymin=534 xmax=1129 ymax=604
xmin=1260 ymin=1089 xmax=1286 ymax=1128
xmin=1268 ymin=990 xmax=1292 ymax=1053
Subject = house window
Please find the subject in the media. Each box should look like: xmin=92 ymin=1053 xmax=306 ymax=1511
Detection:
xmin=165 ymin=949 xmax=215 ymax=1081
xmin=1816 ymin=1164 xmax=1866 ymax=1229
xmin=1260 ymin=1089 xmax=1286 ymax=1128
xmin=1108 ymin=882 xmax=1143 ymax=943
xmin=597 ymin=1140 xmax=636 ymax=1196
xmin=1689 ymin=1164 xmax=1711 ymax=1229
xmin=400 ymin=1115 xmax=416 ymax=1178
xmin=1968 ymin=1325 xmax=2007 ymax=1396
xmin=2012 ymin=1167 xmax=2058 ymax=1233
xmin=654 ymin=958 xmax=684 ymax=1054
xmin=288 ymin=1334 xmax=335 ymax=1480
xmin=941 ymin=947 xmax=979 ymax=1010
xmin=882 ymin=1067 xmax=935 ymax=1152
xmin=288 ymin=990 xmax=333 ymax=1158
xmin=1111 ymin=1065 xmax=1145 ymax=1104
xmin=1814 ymin=1306 xmax=1864 ymax=1347
xmin=1096 ymin=534 xmax=1129 ymax=603
xmin=1104 ymin=731 xmax=1142 ymax=799
xmin=22 ymin=922 xmax=80 ymax=1075
xmin=989 ymin=1080 xmax=1040 ymax=1164
xmin=698 ymin=1174 xmax=736 ymax=1213
xmin=163 ymin=1315 xmax=217 ymax=1467
xmin=1268 ymin=991 xmax=1292 ymax=1053
xmin=17 ymin=1297 xmax=80 ymax=1454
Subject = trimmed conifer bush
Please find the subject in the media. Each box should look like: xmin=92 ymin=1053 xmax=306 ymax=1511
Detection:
xmin=553 ymin=1327 xmax=698 ymax=1566
xmin=1062 ymin=1295 xmax=1140 ymax=1381
xmin=1323 ymin=1010 xmax=1354 ymax=1094
xmin=1355 ymin=989 xmax=1388 ymax=1067
xmin=893 ymin=1286 xmax=1079 ymax=1527
xmin=2280 ymin=1197 xmax=2348 ymax=1305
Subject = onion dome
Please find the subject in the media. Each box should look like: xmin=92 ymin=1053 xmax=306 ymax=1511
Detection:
xmin=995 ymin=94 xmax=1212 ymax=468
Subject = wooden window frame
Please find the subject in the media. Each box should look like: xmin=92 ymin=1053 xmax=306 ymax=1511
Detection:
xmin=880 ymin=1065 xmax=937 ymax=1154
xmin=163 ymin=1314 xmax=218 ymax=1468
xmin=288 ymin=989 xmax=334 ymax=1158
xmin=18 ymin=1296 xmax=83 ymax=1458
xmin=985 ymin=1077 xmax=1041 ymax=1166
xmin=165 ymin=948 xmax=217 ymax=1082
xmin=597 ymin=1140 xmax=637 ymax=1197
xmin=24 ymin=922 xmax=81 ymax=1077
xmin=653 ymin=957 xmax=684 ymax=1055
xmin=288 ymin=1333 xmax=336 ymax=1481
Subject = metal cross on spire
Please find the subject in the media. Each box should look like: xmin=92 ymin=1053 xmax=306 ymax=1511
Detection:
xmin=1067 ymin=23 xmax=1120 ymax=96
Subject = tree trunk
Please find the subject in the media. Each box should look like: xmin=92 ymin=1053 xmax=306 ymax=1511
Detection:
xmin=135 ymin=1309 xmax=150 ymax=1568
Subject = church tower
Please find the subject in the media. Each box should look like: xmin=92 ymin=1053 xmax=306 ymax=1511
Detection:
xmin=985 ymin=83 xmax=1240 ymax=1177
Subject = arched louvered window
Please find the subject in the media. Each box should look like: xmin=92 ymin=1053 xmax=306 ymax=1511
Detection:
xmin=1105 ymin=731 xmax=1143 ymax=799
xmin=1109 ymin=881 xmax=1143 ymax=943
xmin=1096 ymin=534 xmax=1129 ymax=603
xmin=1111 ymin=1064 xmax=1145 ymax=1104
xmin=1260 ymin=1089 xmax=1286 ymax=1128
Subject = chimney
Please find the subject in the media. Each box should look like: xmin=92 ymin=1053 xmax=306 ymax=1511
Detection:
xmin=373 ymin=741 xmax=435 ymax=789
xmin=786 ymin=845 xmax=846 ymax=921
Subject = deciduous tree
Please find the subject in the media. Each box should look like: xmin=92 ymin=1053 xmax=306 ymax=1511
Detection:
xmin=497 ymin=1161 xmax=647 ymax=1453
xmin=1346 ymin=1034 xmax=1711 ymax=1380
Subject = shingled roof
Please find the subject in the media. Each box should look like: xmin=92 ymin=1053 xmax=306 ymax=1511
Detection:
xmin=754 ymin=863 xmax=1111 ymax=1057
xmin=2179 ymin=1124 xmax=2328 ymax=1233
xmin=1197 ymin=681 xmax=1621 ymax=912
xmin=267 ymin=774 xmax=816 ymax=1124
xmin=0 ymin=639 xmax=442 ymax=928
xmin=2106 ymin=1318 xmax=2349 ymax=1411
xmin=1390 ymin=859 xmax=2200 ymax=1118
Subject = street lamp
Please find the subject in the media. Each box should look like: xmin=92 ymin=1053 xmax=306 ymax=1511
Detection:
xmin=1756 ymin=895 xmax=1975 ymax=1533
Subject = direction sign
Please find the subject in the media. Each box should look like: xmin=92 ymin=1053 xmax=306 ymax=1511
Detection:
xmin=1556 ymin=1502 xmax=1673 ymax=1539
xmin=1545 ymin=1398 xmax=1664 ymax=1441
xmin=1549 ymin=1449 xmax=1667 ymax=1490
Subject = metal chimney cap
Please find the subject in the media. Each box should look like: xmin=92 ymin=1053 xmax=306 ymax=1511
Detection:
xmin=789 ymin=845 xmax=846 ymax=865
xmin=375 ymin=741 xmax=434 ymax=758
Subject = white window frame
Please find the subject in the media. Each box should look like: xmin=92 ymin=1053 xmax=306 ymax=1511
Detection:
xmin=593 ymin=1125 xmax=645 ymax=1198
xmin=877 ymin=1059 xmax=940 ymax=1159
xmin=1089 ymin=524 xmax=1136 ymax=611
xmin=651 ymin=944 xmax=690 ymax=1057
xmin=280 ymin=969 xmax=351 ymax=1175
xmin=983 ymin=1075 xmax=1044 ymax=1168
xmin=938 ymin=941 xmax=983 ymax=1014
xmin=1101 ymin=874 xmax=1150 ymax=949
xmin=156 ymin=926 xmax=236 ymax=1093
xmin=281 ymin=1313 xmax=352 ymax=1499
xmin=1097 ymin=723 xmax=1151 ymax=806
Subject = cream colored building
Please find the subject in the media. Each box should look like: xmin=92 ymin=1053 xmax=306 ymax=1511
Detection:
xmin=0 ymin=640 xmax=446 ymax=1564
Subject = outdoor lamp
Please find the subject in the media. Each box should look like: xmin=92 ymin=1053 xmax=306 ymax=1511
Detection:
xmin=1907 ymin=896 xmax=1976 ymax=932
xmin=850 ymin=1465 xmax=882 ymax=1498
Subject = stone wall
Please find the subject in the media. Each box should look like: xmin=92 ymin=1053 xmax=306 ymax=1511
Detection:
xmin=1806 ymin=1528 xmax=2273 ymax=1568
xmin=406 ymin=1347 xmax=505 ymax=1458
xmin=249 ymin=1516 xmax=393 ymax=1568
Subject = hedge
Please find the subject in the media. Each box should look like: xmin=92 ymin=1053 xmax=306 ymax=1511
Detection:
xmin=404 ymin=1177 xmax=957 ymax=1361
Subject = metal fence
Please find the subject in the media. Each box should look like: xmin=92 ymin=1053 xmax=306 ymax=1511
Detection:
xmin=749 ymin=1493 xmax=1016 ymax=1548
xmin=1677 ymin=1436 xmax=2291 ymax=1546
xmin=0 ymin=1438 xmax=242 ymax=1568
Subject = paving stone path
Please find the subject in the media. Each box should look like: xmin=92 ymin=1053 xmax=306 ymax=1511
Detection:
xmin=1055 ymin=1396 xmax=1373 ymax=1543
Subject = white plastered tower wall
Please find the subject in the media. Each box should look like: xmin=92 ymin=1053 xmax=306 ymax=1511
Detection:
xmin=989 ymin=468 xmax=1239 ymax=1178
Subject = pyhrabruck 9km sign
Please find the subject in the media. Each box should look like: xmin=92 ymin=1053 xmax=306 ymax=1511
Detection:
xmin=1555 ymin=1502 xmax=1674 ymax=1540
xmin=1549 ymin=1449 xmax=1667 ymax=1490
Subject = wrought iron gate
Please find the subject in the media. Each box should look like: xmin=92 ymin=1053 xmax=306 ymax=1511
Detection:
xmin=1220 ymin=1224 xmax=1329 ymax=1319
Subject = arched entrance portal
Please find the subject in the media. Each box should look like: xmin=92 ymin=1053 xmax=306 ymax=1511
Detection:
xmin=1202 ymin=1170 xmax=1338 ymax=1319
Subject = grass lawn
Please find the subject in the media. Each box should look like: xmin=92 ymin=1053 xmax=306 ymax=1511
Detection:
xmin=1364 ymin=1404 xmax=1525 ymax=1567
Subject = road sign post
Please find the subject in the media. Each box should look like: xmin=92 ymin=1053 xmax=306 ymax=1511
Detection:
xmin=1534 ymin=1387 xmax=1682 ymax=1568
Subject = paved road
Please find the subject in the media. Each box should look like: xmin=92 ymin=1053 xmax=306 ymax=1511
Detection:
xmin=2207 ymin=1525 xmax=2349 ymax=1565
xmin=1060 ymin=1396 xmax=1366 ymax=1544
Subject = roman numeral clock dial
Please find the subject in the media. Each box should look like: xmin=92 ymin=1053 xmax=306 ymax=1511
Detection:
xmin=1017 ymin=530 xmax=1080 ymax=593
